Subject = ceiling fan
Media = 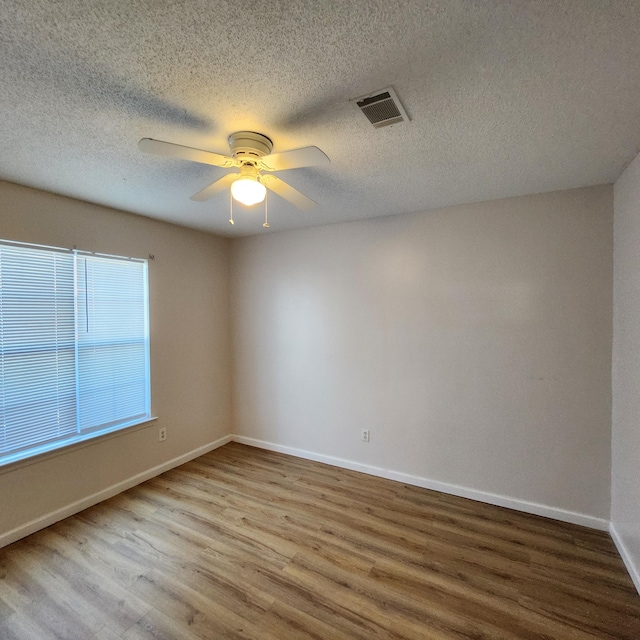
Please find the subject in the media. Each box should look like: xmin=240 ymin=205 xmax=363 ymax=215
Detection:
xmin=138 ymin=132 xmax=330 ymax=217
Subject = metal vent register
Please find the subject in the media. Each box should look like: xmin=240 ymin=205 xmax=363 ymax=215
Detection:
xmin=355 ymin=87 xmax=409 ymax=128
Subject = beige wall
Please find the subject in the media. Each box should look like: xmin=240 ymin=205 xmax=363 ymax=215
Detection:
xmin=0 ymin=181 xmax=232 ymax=538
xmin=0 ymin=180 xmax=616 ymax=543
xmin=612 ymin=150 xmax=640 ymax=589
xmin=231 ymin=185 xmax=613 ymax=522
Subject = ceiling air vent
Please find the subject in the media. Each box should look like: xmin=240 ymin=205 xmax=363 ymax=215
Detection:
xmin=354 ymin=87 xmax=409 ymax=128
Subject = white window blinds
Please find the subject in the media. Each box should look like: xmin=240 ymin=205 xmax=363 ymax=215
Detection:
xmin=0 ymin=245 xmax=77 ymax=455
xmin=76 ymin=254 xmax=150 ymax=432
xmin=0 ymin=241 xmax=151 ymax=465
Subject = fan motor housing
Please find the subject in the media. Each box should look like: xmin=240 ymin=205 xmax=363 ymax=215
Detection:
xmin=229 ymin=131 xmax=273 ymax=160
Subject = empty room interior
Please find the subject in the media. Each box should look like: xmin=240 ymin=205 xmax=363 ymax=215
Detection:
xmin=1 ymin=1 xmax=640 ymax=638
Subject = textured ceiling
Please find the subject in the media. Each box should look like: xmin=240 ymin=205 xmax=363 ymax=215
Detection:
xmin=1 ymin=0 xmax=640 ymax=237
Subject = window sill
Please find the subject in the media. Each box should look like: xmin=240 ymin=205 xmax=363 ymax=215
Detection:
xmin=0 ymin=416 xmax=159 ymax=475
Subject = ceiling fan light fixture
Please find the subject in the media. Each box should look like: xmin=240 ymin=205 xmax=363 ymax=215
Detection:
xmin=231 ymin=177 xmax=267 ymax=206
xmin=139 ymin=132 xmax=328 ymax=219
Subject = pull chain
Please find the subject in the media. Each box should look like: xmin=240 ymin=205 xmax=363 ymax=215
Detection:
xmin=229 ymin=189 xmax=234 ymax=225
xmin=263 ymin=190 xmax=270 ymax=228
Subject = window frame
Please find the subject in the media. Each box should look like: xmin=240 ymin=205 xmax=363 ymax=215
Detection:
xmin=0 ymin=239 xmax=155 ymax=468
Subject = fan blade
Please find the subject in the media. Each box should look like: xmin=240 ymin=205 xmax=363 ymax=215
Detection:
xmin=260 ymin=175 xmax=317 ymax=211
xmin=190 ymin=173 xmax=239 ymax=202
xmin=258 ymin=146 xmax=330 ymax=172
xmin=139 ymin=138 xmax=237 ymax=168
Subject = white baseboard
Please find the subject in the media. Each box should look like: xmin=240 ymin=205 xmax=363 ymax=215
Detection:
xmin=610 ymin=522 xmax=640 ymax=596
xmin=1 ymin=432 xmax=613 ymax=551
xmin=232 ymin=435 xmax=610 ymax=532
xmin=0 ymin=434 xmax=232 ymax=549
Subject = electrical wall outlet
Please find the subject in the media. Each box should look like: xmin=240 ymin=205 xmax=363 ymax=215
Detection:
xmin=159 ymin=427 xmax=167 ymax=442
xmin=361 ymin=429 xmax=370 ymax=442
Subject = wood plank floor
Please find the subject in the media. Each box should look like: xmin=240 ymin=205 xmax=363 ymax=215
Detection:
xmin=1 ymin=443 xmax=639 ymax=639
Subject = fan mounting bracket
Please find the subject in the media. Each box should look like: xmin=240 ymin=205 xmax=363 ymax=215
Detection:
xmin=228 ymin=131 xmax=273 ymax=162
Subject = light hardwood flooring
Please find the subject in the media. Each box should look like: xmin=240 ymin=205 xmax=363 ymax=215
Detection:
xmin=1 ymin=442 xmax=639 ymax=639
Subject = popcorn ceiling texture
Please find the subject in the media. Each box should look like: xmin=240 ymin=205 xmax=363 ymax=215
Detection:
xmin=1 ymin=0 xmax=639 ymax=236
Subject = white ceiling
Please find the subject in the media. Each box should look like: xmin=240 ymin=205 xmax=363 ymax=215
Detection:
xmin=1 ymin=1 xmax=640 ymax=237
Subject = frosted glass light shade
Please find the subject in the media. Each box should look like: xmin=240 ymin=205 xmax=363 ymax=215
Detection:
xmin=231 ymin=178 xmax=267 ymax=206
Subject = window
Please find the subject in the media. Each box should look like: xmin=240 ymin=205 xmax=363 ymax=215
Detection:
xmin=0 ymin=240 xmax=151 ymax=466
